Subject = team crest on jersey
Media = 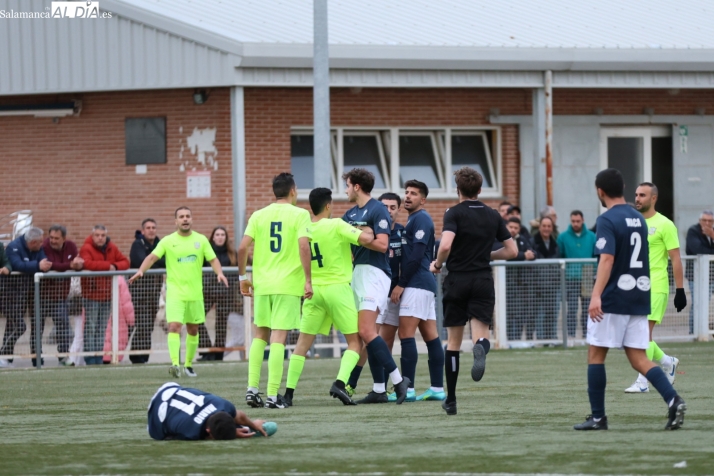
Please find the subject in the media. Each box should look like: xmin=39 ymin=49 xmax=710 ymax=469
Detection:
xmin=596 ymin=237 xmax=607 ymax=250
xmin=649 ymin=227 xmax=656 ymax=235
xmin=362 ymin=210 xmax=368 ymax=217
xmin=378 ymin=219 xmax=388 ymax=229
xmin=415 ymin=230 xmax=425 ymax=240
xmin=636 ymin=276 xmax=651 ymax=291
xmin=617 ymin=274 xmax=636 ymax=291
xmin=194 ymin=242 xmax=200 ymax=249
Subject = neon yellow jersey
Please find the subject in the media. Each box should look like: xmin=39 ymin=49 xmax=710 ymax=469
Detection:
xmin=646 ymin=212 xmax=680 ymax=294
xmin=152 ymin=231 xmax=216 ymax=301
xmin=245 ymin=203 xmax=312 ymax=296
xmin=309 ymin=218 xmax=362 ymax=286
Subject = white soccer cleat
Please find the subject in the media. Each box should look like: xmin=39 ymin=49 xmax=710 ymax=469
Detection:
xmin=624 ymin=380 xmax=649 ymax=393
xmin=183 ymin=366 xmax=198 ymax=378
xmin=0 ymin=359 xmax=13 ymax=368
xmin=663 ymin=357 xmax=679 ymax=385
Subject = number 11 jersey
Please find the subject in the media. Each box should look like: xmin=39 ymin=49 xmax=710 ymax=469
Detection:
xmin=244 ymin=203 xmax=312 ymax=296
xmin=594 ymin=203 xmax=651 ymax=316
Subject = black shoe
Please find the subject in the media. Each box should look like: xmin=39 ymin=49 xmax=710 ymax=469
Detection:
xmin=471 ymin=344 xmax=486 ymax=381
xmin=282 ymin=393 xmax=293 ymax=407
xmin=356 ymin=391 xmax=389 ymax=404
xmin=330 ymin=382 xmax=357 ymax=405
xmin=665 ymin=396 xmax=686 ymax=430
xmin=246 ymin=390 xmax=264 ymax=408
xmin=32 ymin=358 xmax=45 ymax=368
xmin=198 ymin=354 xmax=215 ymax=362
xmin=442 ymin=400 xmax=457 ymax=415
xmin=265 ymin=395 xmax=288 ymax=409
xmin=393 ymin=377 xmax=411 ymax=404
xmin=573 ymin=415 xmax=608 ymax=430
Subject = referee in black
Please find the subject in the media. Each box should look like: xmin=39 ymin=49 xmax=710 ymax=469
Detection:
xmin=430 ymin=167 xmax=517 ymax=415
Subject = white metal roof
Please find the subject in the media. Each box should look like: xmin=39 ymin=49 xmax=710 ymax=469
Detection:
xmin=115 ymin=0 xmax=714 ymax=49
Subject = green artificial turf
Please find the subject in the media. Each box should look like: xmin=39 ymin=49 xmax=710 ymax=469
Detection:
xmin=0 ymin=342 xmax=712 ymax=475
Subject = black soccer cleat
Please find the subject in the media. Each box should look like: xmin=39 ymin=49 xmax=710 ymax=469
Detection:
xmin=282 ymin=393 xmax=293 ymax=407
xmin=356 ymin=391 xmax=389 ymax=404
xmin=264 ymin=395 xmax=289 ymax=409
xmin=246 ymin=390 xmax=264 ymax=408
xmin=573 ymin=415 xmax=608 ymax=430
xmin=393 ymin=376 xmax=411 ymax=404
xmin=330 ymin=382 xmax=357 ymax=405
xmin=471 ymin=344 xmax=487 ymax=381
xmin=442 ymin=400 xmax=457 ymax=416
xmin=665 ymin=395 xmax=686 ymax=430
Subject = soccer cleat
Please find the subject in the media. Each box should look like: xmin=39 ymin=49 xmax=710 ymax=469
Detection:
xmin=183 ymin=366 xmax=197 ymax=378
xmin=416 ymin=388 xmax=446 ymax=401
xmin=282 ymin=393 xmax=293 ymax=407
xmin=471 ymin=344 xmax=487 ymax=381
xmin=0 ymin=359 xmax=14 ymax=368
xmin=329 ymin=383 xmax=357 ymax=405
xmin=264 ymin=395 xmax=288 ymax=409
xmin=392 ymin=377 xmax=411 ymax=404
xmin=251 ymin=421 xmax=278 ymax=437
xmin=624 ymin=381 xmax=649 ymax=393
xmin=663 ymin=357 xmax=679 ymax=385
xmin=168 ymin=365 xmax=181 ymax=379
xmin=665 ymin=395 xmax=686 ymax=430
xmin=356 ymin=391 xmax=389 ymax=404
xmin=442 ymin=400 xmax=457 ymax=415
xmin=387 ymin=389 xmax=416 ymax=402
xmin=573 ymin=415 xmax=608 ymax=430
xmin=345 ymin=384 xmax=355 ymax=397
xmin=246 ymin=390 xmax=264 ymax=408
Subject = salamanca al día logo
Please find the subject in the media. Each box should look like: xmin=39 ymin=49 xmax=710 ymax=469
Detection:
xmin=51 ymin=2 xmax=112 ymax=19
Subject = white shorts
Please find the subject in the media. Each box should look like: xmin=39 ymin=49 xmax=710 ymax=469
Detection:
xmin=377 ymin=300 xmax=400 ymax=327
xmin=586 ymin=313 xmax=649 ymax=349
xmin=351 ymin=265 xmax=390 ymax=314
xmin=399 ymin=288 xmax=436 ymax=321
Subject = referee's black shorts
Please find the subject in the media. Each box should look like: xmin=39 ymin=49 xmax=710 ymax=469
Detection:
xmin=442 ymin=271 xmax=495 ymax=327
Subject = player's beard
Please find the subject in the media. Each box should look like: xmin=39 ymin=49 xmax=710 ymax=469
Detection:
xmin=637 ymin=203 xmax=650 ymax=213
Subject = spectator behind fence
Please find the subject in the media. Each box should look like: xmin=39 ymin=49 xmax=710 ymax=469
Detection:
xmin=557 ymin=211 xmax=597 ymax=340
xmin=129 ymin=218 xmax=165 ymax=364
xmin=0 ymin=227 xmax=52 ymax=367
xmin=80 ymin=225 xmax=130 ymax=365
xmin=505 ymin=217 xmax=536 ymax=341
xmin=0 ymin=242 xmax=11 ymax=338
xmin=506 ymin=205 xmax=533 ymax=246
xmin=498 ymin=201 xmax=512 ymax=221
xmin=530 ymin=206 xmax=560 ymax=240
xmin=103 ymin=276 xmax=135 ymax=363
xmin=198 ymin=226 xmax=239 ymax=361
xmin=42 ymin=225 xmax=84 ymax=365
xmin=533 ymin=216 xmax=560 ymax=340
xmin=685 ymin=210 xmax=714 ymax=334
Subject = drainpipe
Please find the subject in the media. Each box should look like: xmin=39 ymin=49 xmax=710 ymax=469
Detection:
xmin=545 ymin=70 xmax=553 ymax=206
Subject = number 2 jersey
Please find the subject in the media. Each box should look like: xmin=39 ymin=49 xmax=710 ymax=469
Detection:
xmin=148 ymin=383 xmax=236 ymax=440
xmin=244 ymin=202 xmax=312 ymax=296
xmin=594 ymin=204 xmax=651 ymax=316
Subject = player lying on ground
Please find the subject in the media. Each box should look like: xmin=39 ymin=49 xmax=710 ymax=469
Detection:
xmin=148 ymin=382 xmax=277 ymax=440
xmin=283 ymin=188 xmax=375 ymax=406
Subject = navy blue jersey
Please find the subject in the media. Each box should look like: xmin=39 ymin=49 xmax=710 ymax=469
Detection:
xmin=343 ymin=198 xmax=391 ymax=277
xmin=388 ymin=223 xmax=405 ymax=293
xmin=594 ymin=204 xmax=651 ymax=316
xmin=147 ymin=383 xmax=236 ymax=441
xmin=400 ymin=209 xmax=437 ymax=293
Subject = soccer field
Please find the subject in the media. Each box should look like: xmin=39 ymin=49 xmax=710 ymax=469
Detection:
xmin=0 ymin=342 xmax=712 ymax=475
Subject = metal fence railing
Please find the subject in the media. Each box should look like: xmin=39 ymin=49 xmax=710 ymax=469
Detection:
xmin=0 ymin=257 xmax=711 ymax=369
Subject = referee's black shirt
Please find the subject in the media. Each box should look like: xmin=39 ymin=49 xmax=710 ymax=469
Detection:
xmin=441 ymin=200 xmax=511 ymax=274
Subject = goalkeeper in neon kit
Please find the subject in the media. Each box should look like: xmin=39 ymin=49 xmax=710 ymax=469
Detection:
xmin=283 ymin=187 xmax=376 ymax=406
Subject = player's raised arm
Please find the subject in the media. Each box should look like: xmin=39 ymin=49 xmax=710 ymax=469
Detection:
xmin=129 ymin=253 xmax=160 ymax=283
xmin=237 ymin=235 xmax=254 ymax=296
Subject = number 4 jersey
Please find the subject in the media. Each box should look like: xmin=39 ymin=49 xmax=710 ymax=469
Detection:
xmin=309 ymin=218 xmax=363 ymax=285
xmin=244 ymin=203 xmax=312 ymax=296
xmin=148 ymin=383 xmax=236 ymax=440
xmin=594 ymin=203 xmax=651 ymax=316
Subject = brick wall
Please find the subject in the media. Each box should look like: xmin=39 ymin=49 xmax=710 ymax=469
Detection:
xmin=553 ymin=89 xmax=714 ymax=115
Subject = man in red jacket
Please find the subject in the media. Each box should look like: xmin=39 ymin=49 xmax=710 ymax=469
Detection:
xmin=80 ymin=225 xmax=129 ymax=365
xmin=42 ymin=225 xmax=84 ymax=365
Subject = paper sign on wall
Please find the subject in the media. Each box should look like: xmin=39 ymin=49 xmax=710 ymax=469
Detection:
xmin=679 ymin=125 xmax=688 ymax=154
xmin=187 ymin=170 xmax=211 ymax=198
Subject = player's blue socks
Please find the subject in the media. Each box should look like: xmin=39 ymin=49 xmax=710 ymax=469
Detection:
xmin=366 ymin=336 xmax=397 ymax=385
xmin=400 ymin=337 xmax=418 ymax=389
xmin=425 ymin=337 xmax=445 ymax=388
xmin=347 ymin=365 xmax=363 ymax=389
xmin=587 ymin=364 xmax=606 ymax=419
xmin=645 ymin=366 xmax=677 ymax=404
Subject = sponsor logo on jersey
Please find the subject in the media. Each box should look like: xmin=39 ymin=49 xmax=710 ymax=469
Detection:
xmin=636 ymin=276 xmax=651 ymax=291
xmin=415 ymin=230 xmax=425 ymax=240
xmin=178 ymin=255 xmax=198 ymax=263
xmin=617 ymin=274 xmax=636 ymax=291
xmin=626 ymin=218 xmax=642 ymax=227
xmin=596 ymin=237 xmax=607 ymax=250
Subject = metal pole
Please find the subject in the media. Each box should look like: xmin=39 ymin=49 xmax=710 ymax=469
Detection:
xmin=560 ymin=260 xmax=568 ymax=347
xmin=494 ymin=265 xmax=507 ymax=349
xmin=34 ymin=273 xmax=42 ymax=369
xmin=313 ymin=0 xmax=331 ymax=188
xmin=231 ymin=86 xmax=247 ymax=238
xmin=544 ymin=70 xmax=554 ymax=207
xmin=111 ymin=276 xmax=119 ymax=364
xmin=532 ymin=87 xmax=546 ymax=216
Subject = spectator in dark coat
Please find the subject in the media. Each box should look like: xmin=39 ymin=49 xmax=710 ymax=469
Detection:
xmin=198 ymin=226 xmax=239 ymax=361
xmin=506 ymin=205 xmax=533 ymax=247
xmin=41 ymin=225 xmax=84 ymax=365
xmin=128 ymin=219 xmax=165 ymax=364
xmin=685 ymin=210 xmax=714 ymax=334
xmin=0 ymin=227 xmax=52 ymax=367
xmin=533 ymin=216 xmax=560 ymax=340
xmin=505 ymin=218 xmax=536 ymax=341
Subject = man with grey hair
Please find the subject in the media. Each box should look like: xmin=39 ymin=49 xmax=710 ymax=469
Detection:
xmin=0 ymin=227 xmax=52 ymax=367
xmin=685 ymin=210 xmax=714 ymax=334
xmin=80 ymin=225 xmax=130 ymax=365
